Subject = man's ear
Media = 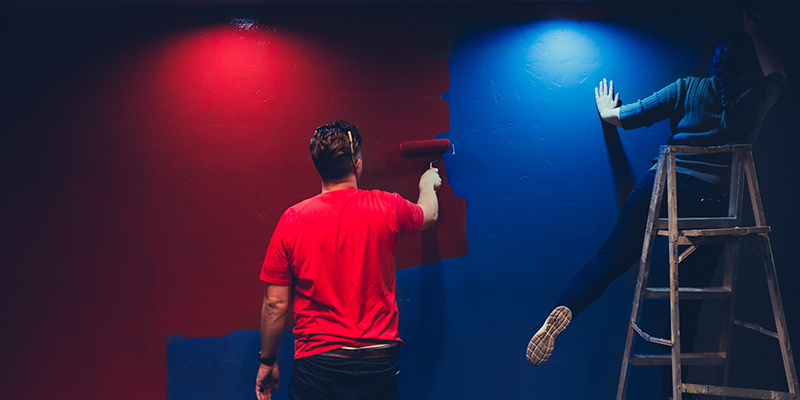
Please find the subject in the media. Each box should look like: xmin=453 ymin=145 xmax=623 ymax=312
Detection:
xmin=355 ymin=155 xmax=363 ymax=180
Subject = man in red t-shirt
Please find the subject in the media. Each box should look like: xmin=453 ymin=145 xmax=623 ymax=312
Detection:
xmin=255 ymin=120 xmax=441 ymax=400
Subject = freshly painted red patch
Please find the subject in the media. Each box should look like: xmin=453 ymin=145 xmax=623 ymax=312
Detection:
xmin=2 ymin=9 xmax=464 ymax=399
xmin=146 ymin=17 xmax=464 ymax=339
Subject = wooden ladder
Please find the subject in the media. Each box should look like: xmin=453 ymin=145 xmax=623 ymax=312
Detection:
xmin=615 ymin=145 xmax=798 ymax=400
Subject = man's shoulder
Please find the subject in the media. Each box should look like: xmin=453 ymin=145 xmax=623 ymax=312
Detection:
xmin=283 ymin=189 xmax=400 ymax=212
xmin=359 ymin=189 xmax=414 ymax=208
xmin=286 ymin=196 xmax=318 ymax=211
xmin=285 ymin=189 xmax=413 ymax=215
xmin=358 ymin=188 xmax=401 ymax=199
xmin=279 ymin=195 xmax=322 ymax=222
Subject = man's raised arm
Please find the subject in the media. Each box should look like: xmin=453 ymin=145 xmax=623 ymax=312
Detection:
xmin=417 ymin=168 xmax=441 ymax=231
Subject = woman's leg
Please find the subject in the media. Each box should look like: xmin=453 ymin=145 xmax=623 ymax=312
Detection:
xmin=527 ymin=170 xmax=657 ymax=366
xmin=529 ymin=171 xmax=729 ymax=367
xmin=556 ymin=169 xmax=658 ymax=317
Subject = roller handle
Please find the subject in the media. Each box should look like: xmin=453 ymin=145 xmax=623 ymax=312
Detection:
xmin=399 ymin=139 xmax=451 ymax=155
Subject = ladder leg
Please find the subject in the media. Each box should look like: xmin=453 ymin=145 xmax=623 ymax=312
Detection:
xmin=719 ymin=243 xmax=740 ymax=400
xmin=617 ymin=154 xmax=669 ymax=400
xmin=760 ymin=237 xmax=799 ymax=395
xmin=717 ymin=147 xmax=744 ymax=400
xmin=743 ymin=149 xmax=799 ymax=395
xmin=666 ymin=152 xmax=683 ymax=400
xmin=742 ymin=150 xmax=767 ymax=227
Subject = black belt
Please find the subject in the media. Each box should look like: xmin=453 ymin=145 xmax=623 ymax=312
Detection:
xmin=320 ymin=345 xmax=399 ymax=359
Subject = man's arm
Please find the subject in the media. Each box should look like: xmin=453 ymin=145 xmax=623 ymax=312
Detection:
xmin=417 ymin=168 xmax=441 ymax=231
xmin=595 ymin=78 xmax=623 ymax=127
xmin=744 ymin=11 xmax=786 ymax=78
xmin=256 ymin=284 xmax=290 ymax=400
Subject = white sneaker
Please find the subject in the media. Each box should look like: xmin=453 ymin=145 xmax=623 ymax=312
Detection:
xmin=526 ymin=306 xmax=572 ymax=366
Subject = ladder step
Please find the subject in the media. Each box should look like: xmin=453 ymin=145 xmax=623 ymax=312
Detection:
xmin=681 ymin=226 xmax=771 ymax=237
xmin=658 ymin=227 xmax=771 ymax=246
xmin=657 ymin=217 xmax=740 ymax=230
xmin=658 ymin=226 xmax=770 ymax=237
xmin=682 ymin=383 xmax=795 ymax=400
xmin=631 ymin=352 xmax=726 ymax=366
xmin=644 ymin=287 xmax=732 ymax=300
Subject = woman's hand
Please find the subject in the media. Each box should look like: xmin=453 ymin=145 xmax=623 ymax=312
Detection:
xmin=595 ymin=78 xmax=622 ymax=127
xmin=743 ymin=10 xmax=761 ymax=37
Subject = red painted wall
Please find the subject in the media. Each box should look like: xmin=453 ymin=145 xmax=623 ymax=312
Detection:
xmin=1 ymin=6 xmax=464 ymax=399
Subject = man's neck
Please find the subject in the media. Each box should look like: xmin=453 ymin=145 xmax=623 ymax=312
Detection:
xmin=321 ymin=176 xmax=358 ymax=193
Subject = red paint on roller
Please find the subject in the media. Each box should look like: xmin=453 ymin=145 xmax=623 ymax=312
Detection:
xmin=400 ymin=139 xmax=451 ymax=155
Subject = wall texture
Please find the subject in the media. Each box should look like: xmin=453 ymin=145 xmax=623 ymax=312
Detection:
xmin=1 ymin=3 xmax=797 ymax=400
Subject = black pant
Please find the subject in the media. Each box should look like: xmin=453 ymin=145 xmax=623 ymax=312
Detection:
xmin=555 ymin=169 xmax=728 ymax=396
xmin=289 ymin=352 xmax=400 ymax=400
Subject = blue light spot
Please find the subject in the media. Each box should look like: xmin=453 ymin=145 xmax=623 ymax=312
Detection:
xmin=525 ymin=21 xmax=601 ymax=88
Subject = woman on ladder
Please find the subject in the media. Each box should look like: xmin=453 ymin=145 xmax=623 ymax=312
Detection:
xmin=526 ymin=11 xmax=787 ymax=400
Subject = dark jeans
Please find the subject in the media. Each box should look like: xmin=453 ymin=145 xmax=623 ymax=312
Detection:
xmin=555 ymin=169 xmax=728 ymax=395
xmin=288 ymin=352 xmax=400 ymax=400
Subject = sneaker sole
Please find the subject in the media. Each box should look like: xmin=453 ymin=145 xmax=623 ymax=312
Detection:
xmin=526 ymin=306 xmax=571 ymax=366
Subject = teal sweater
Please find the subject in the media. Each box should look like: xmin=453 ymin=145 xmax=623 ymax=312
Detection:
xmin=619 ymin=73 xmax=787 ymax=187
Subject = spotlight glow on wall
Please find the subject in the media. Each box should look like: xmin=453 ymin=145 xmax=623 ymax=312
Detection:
xmin=525 ymin=21 xmax=601 ymax=88
xmin=154 ymin=22 xmax=292 ymax=139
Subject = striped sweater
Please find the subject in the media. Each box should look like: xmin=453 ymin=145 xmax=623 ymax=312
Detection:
xmin=619 ymin=73 xmax=786 ymax=187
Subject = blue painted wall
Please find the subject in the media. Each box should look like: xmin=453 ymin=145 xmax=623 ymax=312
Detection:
xmin=165 ymin=6 xmax=800 ymax=399
xmin=397 ymin=16 xmax=703 ymax=400
xmin=396 ymin=8 xmax=798 ymax=400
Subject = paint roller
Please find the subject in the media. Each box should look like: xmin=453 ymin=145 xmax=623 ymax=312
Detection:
xmin=400 ymin=139 xmax=454 ymax=168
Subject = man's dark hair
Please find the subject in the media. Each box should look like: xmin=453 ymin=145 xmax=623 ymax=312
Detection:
xmin=310 ymin=120 xmax=363 ymax=181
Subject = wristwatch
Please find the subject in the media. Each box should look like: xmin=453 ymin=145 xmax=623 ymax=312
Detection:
xmin=259 ymin=352 xmax=276 ymax=366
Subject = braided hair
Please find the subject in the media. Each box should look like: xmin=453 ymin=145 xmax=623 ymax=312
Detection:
xmin=707 ymin=36 xmax=754 ymax=132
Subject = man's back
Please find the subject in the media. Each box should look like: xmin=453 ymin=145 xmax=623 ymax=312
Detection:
xmin=261 ymin=188 xmax=423 ymax=358
xmin=256 ymin=120 xmax=439 ymax=400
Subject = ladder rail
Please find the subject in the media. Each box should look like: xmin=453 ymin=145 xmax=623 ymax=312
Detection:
xmin=616 ymin=150 xmax=670 ymax=400
xmin=616 ymin=145 xmax=798 ymax=400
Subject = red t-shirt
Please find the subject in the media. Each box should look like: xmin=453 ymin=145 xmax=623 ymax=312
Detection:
xmin=261 ymin=188 xmax=424 ymax=359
